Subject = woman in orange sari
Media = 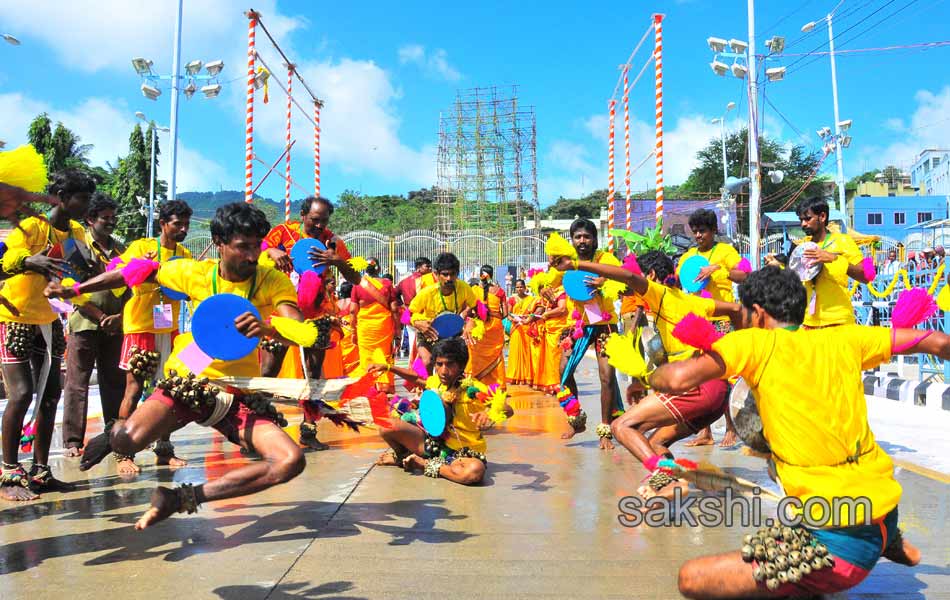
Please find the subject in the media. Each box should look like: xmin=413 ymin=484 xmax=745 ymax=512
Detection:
xmin=505 ymin=279 xmax=534 ymax=386
xmin=336 ymin=281 xmax=360 ymax=375
xmin=467 ymin=265 xmax=508 ymax=388
xmin=349 ymin=258 xmax=399 ymax=392
xmin=532 ymin=275 xmax=568 ymax=395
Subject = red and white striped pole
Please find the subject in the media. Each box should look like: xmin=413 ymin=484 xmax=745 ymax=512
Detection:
xmin=314 ymin=100 xmax=323 ymax=197
xmin=653 ymin=13 xmax=665 ymax=224
xmin=244 ymin=11 xmax=258 ymax=204
xmin=623 ymin=67 xmax=631 ymax=231
xmin=284 ymin=64 xmax=293 ymax=222
xmin=607 ymin=99 xmax=616 ymax=252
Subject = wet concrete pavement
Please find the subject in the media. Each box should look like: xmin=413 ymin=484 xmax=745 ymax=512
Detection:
xmin=0 ymin=359 xmax=948 ymax=599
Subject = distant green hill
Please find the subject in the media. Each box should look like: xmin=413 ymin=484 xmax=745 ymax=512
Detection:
xmin=177 ymin=191 xmax=289 ymax=227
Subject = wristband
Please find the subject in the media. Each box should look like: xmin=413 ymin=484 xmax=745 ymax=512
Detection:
xmin=72 ymin=282 xmax=83 ymax=297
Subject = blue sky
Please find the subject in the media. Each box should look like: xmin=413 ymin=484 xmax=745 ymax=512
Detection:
xmin=1 ymin=0 xmax=948 ymax=208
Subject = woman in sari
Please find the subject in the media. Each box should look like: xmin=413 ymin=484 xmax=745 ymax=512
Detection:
xmin=466 ymin=265 xmax=508 ymax=388
xmin=349 ymin=258 xmax=399 ymax=392
xmin=534 ymin=276 xmax=568 ymax=395
xmin=336 ymin=281 xmax=360 ymax=375
xmin=505 ymin=279 xmax=535 ymax=386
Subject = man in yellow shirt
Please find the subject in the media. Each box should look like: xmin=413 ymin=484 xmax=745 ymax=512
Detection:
xmin=48 ymin=202 xmax=310 ymax=530
xmin=677 ymin=208 xmax=748 ymax=448
xmin=108 ymin=200 xmax=193 ymax=474
xmin=408 ymin=252 xmax=478 ymax=368
xmin=649 ymin=266 xmax=922 ymax=598
xmin=793 ymin=197 xmax=869 ymax=328
xmin=0 ymin=169 xmax=94 ymax=501
xmin=553 ymin=250 xmax=739 ymax=493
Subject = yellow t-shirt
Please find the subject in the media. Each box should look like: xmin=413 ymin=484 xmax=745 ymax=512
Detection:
xmin=677 ymin=243 xmax=741 ymax=320
xmin=409 ymin=279 xmax=479 ymax=323
xmin=639 ymin=278 xmax=716 ymax=362
xmin=425 ymin=374 xmax=487 ymax=454
xmin=800 ymin=232 xmax=862 ymax=327
xmin=567 ymin=249 xmax=623 ymax=325
xmin=156 ymin=259 xmax=298 ymax=379
xmin=0 ymin=216 xmax=86 ymax=325
xmin=120 ymin=238 xmax=193 ymax=334
xmin=711 ymin=326 xmax=900 ymax=526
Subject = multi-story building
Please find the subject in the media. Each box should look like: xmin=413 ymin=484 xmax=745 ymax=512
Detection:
xmin=911 ymin=149 xmax=950 ymax=196
xmin=852 ymin=195 xmax=949 ymax=242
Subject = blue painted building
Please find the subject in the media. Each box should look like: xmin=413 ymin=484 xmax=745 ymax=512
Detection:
xmin=852 ymin=195 xmax=948 ymax=242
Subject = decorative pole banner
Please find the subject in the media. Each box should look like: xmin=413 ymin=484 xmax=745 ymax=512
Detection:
xmin=653 ymin=13 xmax=665 ymax=224
xmin=314 ymin=100 xmax=323 ymax=197
xmin=607 ymin=99 xmax=616 ymax=252
xmin=284 ymin=64 xmax=293 ymax=222
xmin=624 ymin=67 xmax=632 ymax=231
xmin=244 ymin=12 xmax=258 ymax=204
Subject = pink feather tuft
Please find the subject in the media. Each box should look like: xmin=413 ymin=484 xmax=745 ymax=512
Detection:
xmin=297 ymin=271 xmax=324 ymax=319
xmin=623 ymin=253 xmax=642 ymax=275
xmin=476 ymin=300 xmax=488 ymax=320
xmin=699 ymin=289 xmax=713 ymax=299
xmin=120 ymin=258 xmax=160 ymax=287
xmin=261 ymin=240 xmax=270 ymax=250
xmin=106 ymin=256 xmax=125 ymax=272
xmin=672 ymin=313 xmax=724 ymax=351
xmin=571 ymin=309 xmax=582 ymax=320
xmin=736 ymin=257 xmax=752 ymax=274
xmin=562 ymin=397 xmax=581 ymax=416
xmin=411 ymin=357 xmax=429 ymax=379
xmin=400 ymin=308 xmax=412 ymax=325
xmin=862 ymin=256 xmax=877 ymax=282
xmin=892 ymin=287 xmax=937 ymax=328
xmin=526 ymin=267 xmax=543 ymax=278
xmin=643 ymin=455 xmax=661 ymax=471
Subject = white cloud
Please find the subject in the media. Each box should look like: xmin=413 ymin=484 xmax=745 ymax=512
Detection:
xmin=861 ymin=86 xmax=950 ymax=171
xmin=396 ymin=44 xmax=462 ymax=82
xmin=0 ymin=92 xmax=231 ymax=192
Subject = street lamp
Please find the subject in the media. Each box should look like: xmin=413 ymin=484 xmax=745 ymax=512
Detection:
xmin=2 ymin=34 xmax=21 ymax=46
xmin=711 ymin=102 xmax=737 ymax=237
xmin=131 ymin=0 xmax=224 ymax=202
xmin=136 ymin=112 xmax=170 ymax=237
xmin=801 ymin=9 xmax=850 ymax=218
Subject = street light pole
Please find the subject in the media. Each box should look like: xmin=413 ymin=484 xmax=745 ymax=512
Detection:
xmin=826 ymin=13 xmax=847 ymax=218
xmin=147 ymin=128 xmax=156 ymax=236
xmin=167 ymin=0 xmax=183 ymax=201
xmin=747 ymin=0 xmax=762 ymax=268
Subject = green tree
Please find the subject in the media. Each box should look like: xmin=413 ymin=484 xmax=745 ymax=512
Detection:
xmin=26 ymin=113 xmax=94 ymax=176
xmin=110 ymin=125 xmax=150 ymax=240
xmin=27 ymin=113 xmax=52 ymax=157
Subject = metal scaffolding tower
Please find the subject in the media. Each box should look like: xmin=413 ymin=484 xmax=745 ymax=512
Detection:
xmin=436 ymin=86 xmax=539 ymax=234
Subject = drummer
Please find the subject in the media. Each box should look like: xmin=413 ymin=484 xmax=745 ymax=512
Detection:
xmin=648 ymin=266 xmax=922 ymax=598
xmin=371 ymin=337 xmax=513 ymax=485
xmin=768 ymin=197 xmax=869 ymax=329
xmin=677 ymin=208 xmax=747 ymax=448
xmin=550 ymin=251 xmax=741 ymax=500
xmin=407 ymin=252 xmax=479 ymax=368
xmin=46 ymin=203 xmax=313 ymax=530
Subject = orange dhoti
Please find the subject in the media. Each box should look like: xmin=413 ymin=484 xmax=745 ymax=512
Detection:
xmin=467 ymin=317 xmax=506 ymax=389
xmin=353 ymin=302 xmax=395 ymax=387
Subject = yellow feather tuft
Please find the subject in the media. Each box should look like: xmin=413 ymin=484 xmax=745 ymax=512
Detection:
xmin=938 ymin=285 xmax=950 ymax=312
xmin=528 ymin=270 xmax=550 ymax=296
xmin=0 ymin=145 xmax=48 ymax=193
xmin=488 ymin=387 xmax=509 ymax=423
xmin=600 ymin=278 xmax=628 ymax=303
xmin=603 ymin=331 xmax=647 ymax=379
xmin=258 ymin=250 xmax=276 ymax=268
xmin=470 ymin=318 xmax=486 ymax=341
xmin=348 ymin=256 xmax=369 ymax=272
xmin=271 ymin=316 xmax=319 ymax=347
xmin=545 ymin=233 xmax=578 ymax=260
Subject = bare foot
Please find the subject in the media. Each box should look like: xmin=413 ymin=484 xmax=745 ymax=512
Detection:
xmin=64 ymin=446 xmax=83 ymax=457
xmin=116 ymin=457 xmax=141 ymax=475
xmin=561 ymin=424 xmax=586 ymax=440
xmin=599 ymin=437 xmax=615 ymax=450
xmin=402 ymin=453 xmax=427 ymax=472
xmin=375 ymin=450 xmax=398 ymax=466
xmin=637 ymin=478 xmax=688 ymax=501
xmin=684 ymin=435 xmax=715 ymax=447
xmin=883 ymin=537 xmax=922 ymax=567
xmin=1 ymin=485 xmax=39 ymax=501
xmin=135 ymin=487 xmax=179 ymax=530
xmin=156 ymin=454 xmax=187 ymax=467
xmin=719 ymin=430 xmax=739 ymax=448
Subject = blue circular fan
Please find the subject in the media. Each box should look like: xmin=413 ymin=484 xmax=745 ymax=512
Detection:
xmin=190 ymin=293 xmax=261 ymax=361
xmin=290 ymin=238 xmax=328 ymax=275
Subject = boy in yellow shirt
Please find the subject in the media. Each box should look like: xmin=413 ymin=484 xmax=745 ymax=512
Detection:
xmin=649 ymin=266 xmax=922 ymax=598
xmin=108 ymin=200 xmax=192 ymax=474
xmin=47 ymin=203 xmax=311 ymax=530
xmin=0 ymin=170 xmax=93 ymax=501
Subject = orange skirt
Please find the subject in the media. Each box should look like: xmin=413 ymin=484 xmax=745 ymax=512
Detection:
xmin=468 ymin=318 xmax=506 ymax=389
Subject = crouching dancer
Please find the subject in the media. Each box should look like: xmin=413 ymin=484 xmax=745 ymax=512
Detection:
xmin=648 ymin=267 xmax=922 ymax=599
xmin=46 ymin=203 xmax=308 ymax=529
xmin=371 ymin=337 xmax=513 ymax=485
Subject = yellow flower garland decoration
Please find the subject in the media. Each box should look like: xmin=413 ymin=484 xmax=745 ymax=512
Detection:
xmin=850 ymin=263 xmax=945 ymax=299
